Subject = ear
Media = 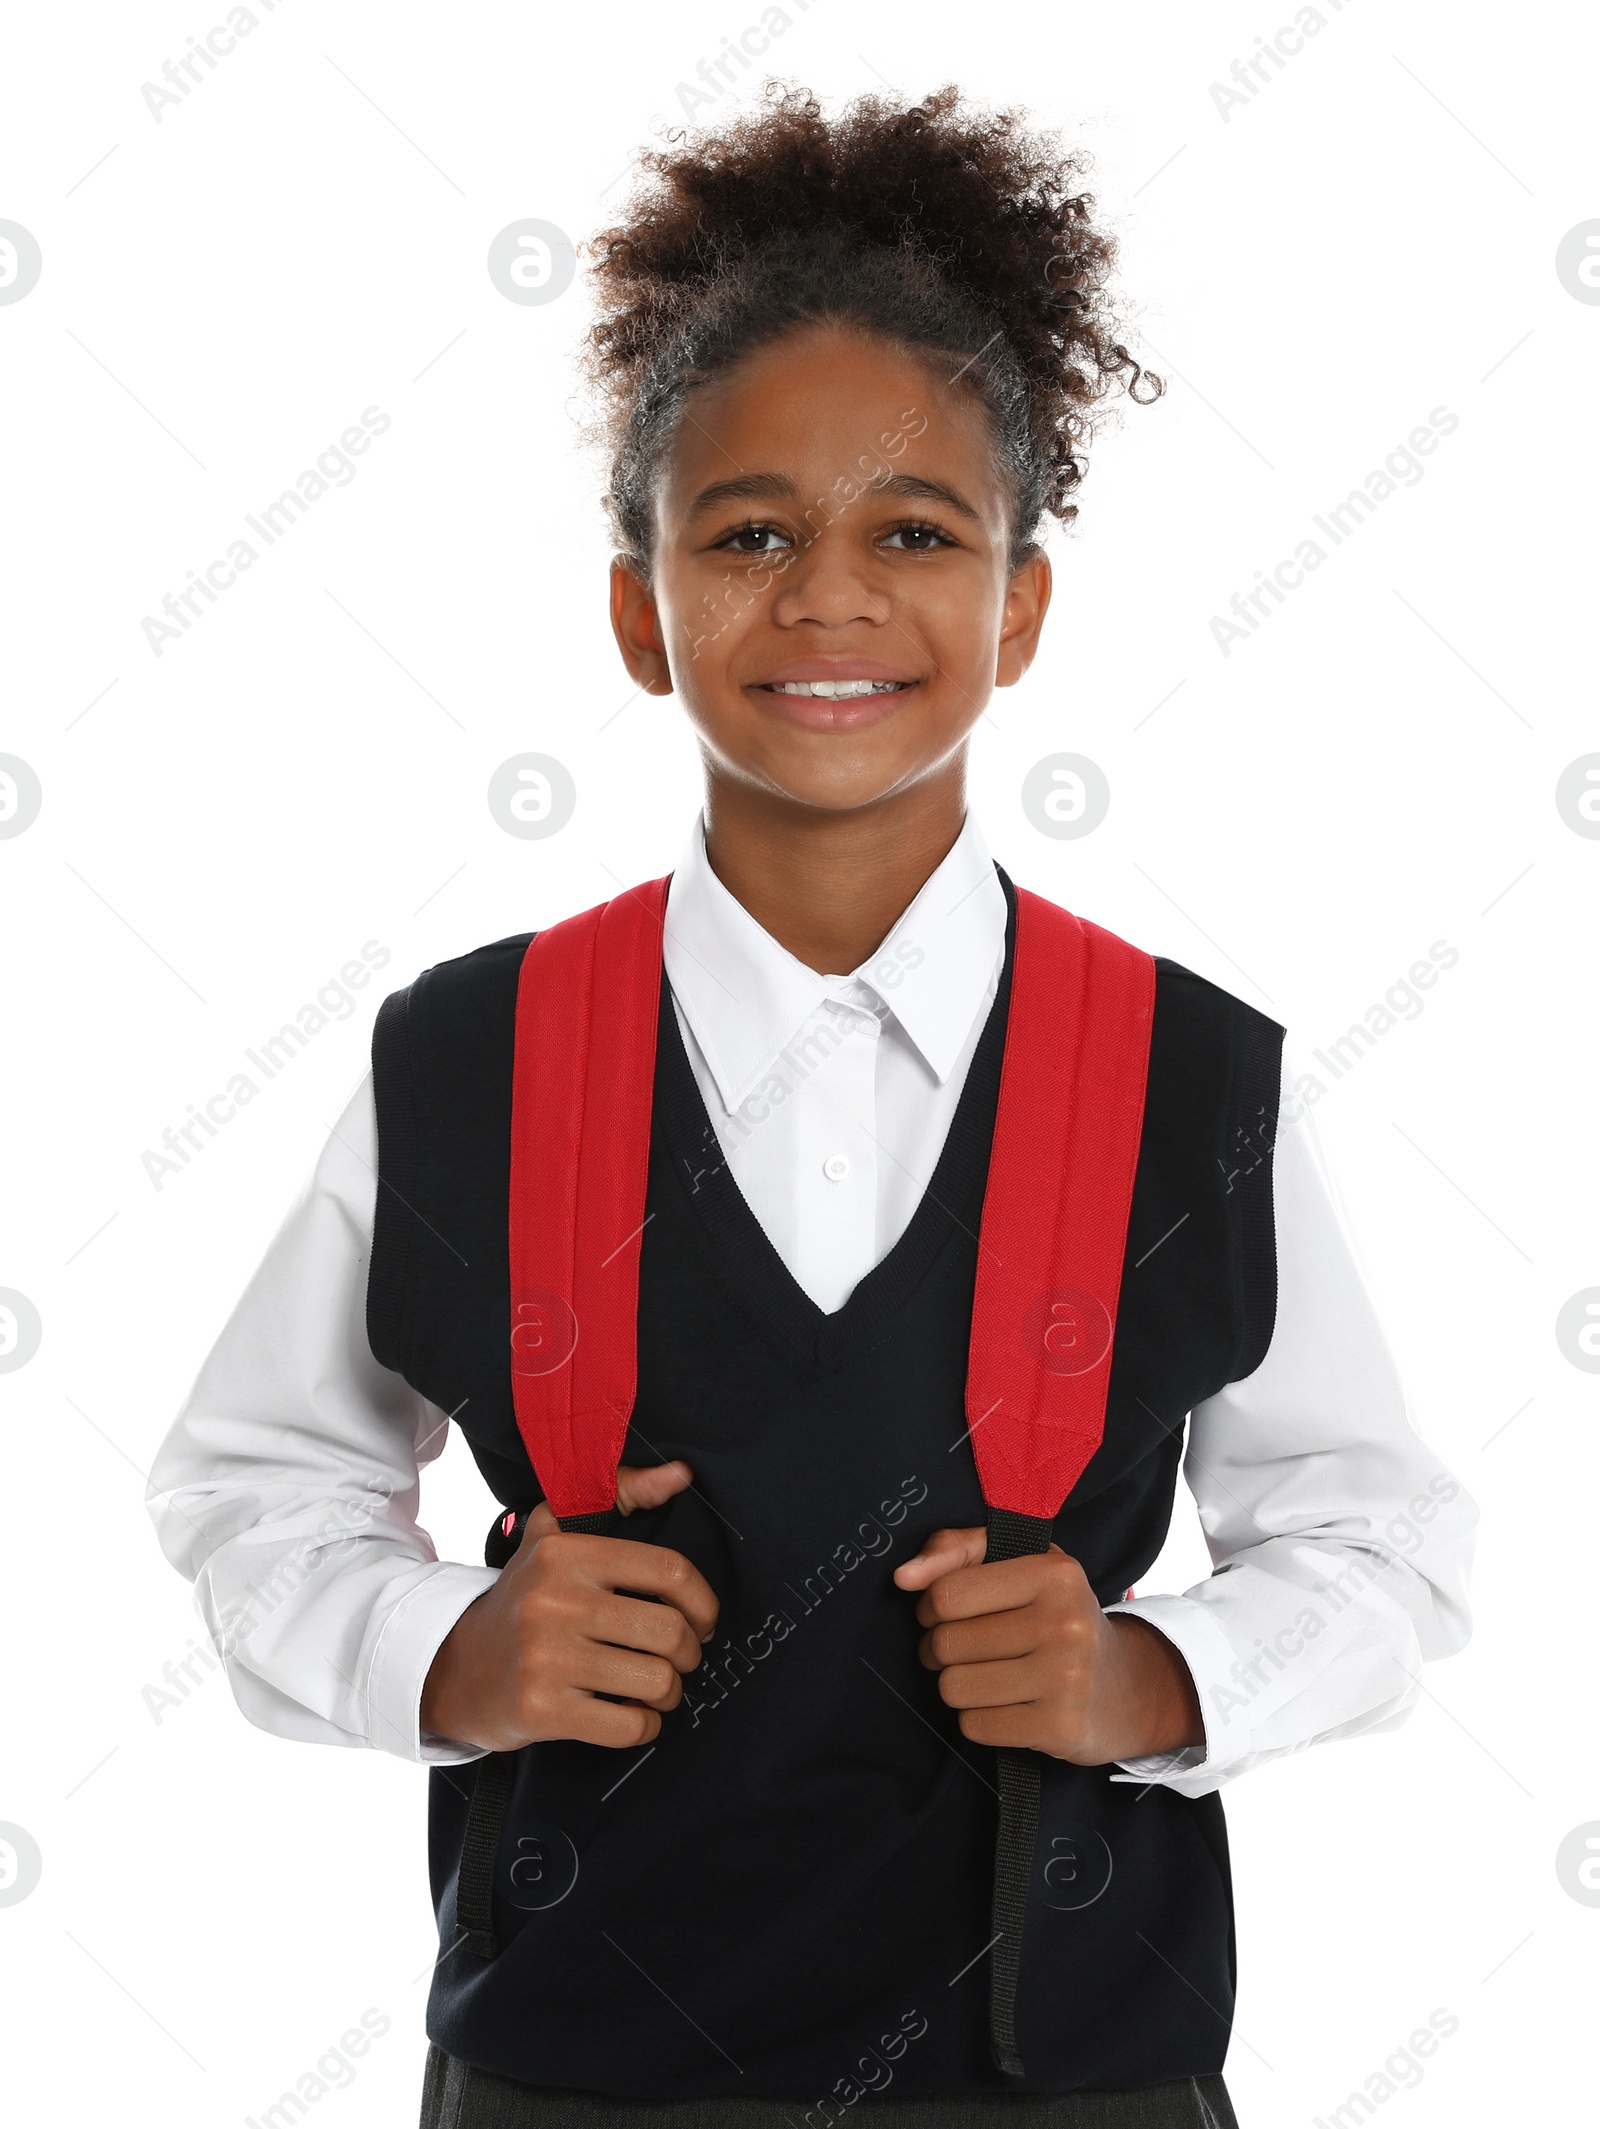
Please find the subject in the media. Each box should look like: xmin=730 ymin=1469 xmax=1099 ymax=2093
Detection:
xmin=610 ymin=556 xmax=675 ymax=696
xmin=994 ymin=547 xmax=1052 ymax=689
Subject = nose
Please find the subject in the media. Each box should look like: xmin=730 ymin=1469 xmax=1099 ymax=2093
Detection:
xmin=766 ymin=527 xmax=893 ymax=631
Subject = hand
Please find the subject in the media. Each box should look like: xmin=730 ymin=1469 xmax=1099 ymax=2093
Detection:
xmin=893 ymin=1526 xmax=1203 ymax=1764
xmin=420 ymin=1460 xmax=719 ymax=1752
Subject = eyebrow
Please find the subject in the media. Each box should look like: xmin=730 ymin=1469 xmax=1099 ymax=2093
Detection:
xmin=685 ymin=470 xmax=983 ymax=524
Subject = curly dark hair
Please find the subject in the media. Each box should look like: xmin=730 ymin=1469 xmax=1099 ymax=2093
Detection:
xmin=580 ymin=81 xmax=1161 ymax=576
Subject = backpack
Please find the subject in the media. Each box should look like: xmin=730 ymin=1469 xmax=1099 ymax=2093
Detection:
xmin=461 ymin=872 xmax=1154 ymax=2079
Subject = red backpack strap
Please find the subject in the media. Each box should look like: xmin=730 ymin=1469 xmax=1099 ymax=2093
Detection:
xmin=506 ymin=872 xmax=1153 ymax=1525
xmin=967 ymin=888 xmax=1157 ymax=1524
xmin=971 ymin=887 xmax=1156 ymax=2080
xmin=507 ymin=875 xmax=669 ymax=1519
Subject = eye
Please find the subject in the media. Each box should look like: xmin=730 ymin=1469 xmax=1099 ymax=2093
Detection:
xmin=716 ymin=519 xmax=793 ymax=554
xmin=879 ymin=519 xmax=955 ymax=552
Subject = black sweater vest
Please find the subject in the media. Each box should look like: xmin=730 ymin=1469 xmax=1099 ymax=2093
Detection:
xmin=366 ymin=872 xmax=1285 ymax=2101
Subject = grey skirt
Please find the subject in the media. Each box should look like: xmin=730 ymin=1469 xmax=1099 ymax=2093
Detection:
xmin=419 ymin=2047 xmax=1239 ymax=2129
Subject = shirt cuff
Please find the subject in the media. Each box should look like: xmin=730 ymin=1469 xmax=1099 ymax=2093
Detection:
xmin=363 ymin=1560 xmax=500 ymax=1765
xmin=1102 ymin=1592 xmax=1254 ymax=1790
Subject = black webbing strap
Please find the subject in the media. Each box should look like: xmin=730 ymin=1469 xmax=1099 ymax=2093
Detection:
xmin=455 ymin=1750 xmax=517 ymax=1959
xmin=982 ymin=1505 xmax=1056 ymax=2078
xmin=453 ymin=1503 xmax=624 ymax=1961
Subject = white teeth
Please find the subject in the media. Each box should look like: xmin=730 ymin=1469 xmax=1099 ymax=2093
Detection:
xmin=768 ymin=679 xmax=905 ymax=697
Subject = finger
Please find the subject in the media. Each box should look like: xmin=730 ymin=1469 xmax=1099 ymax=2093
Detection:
xmin=572 ymin=1642 xmax=683 ymax=1709
xmin=592 ymin=1590 xmax=706 ymax=1674
xmin=511 ymin=1501 xmax=560 ymax=1559
xmin=953 ymin=1703 xmax=1049 ymax=1752
xmin=913 ymin=1546 xmax=1078 ymax=1629
xmin=918 ymin=1609 xmax=1041 ymax=1670
xmin=892 ymin=1526 xmax=987 ymax=1591
xmin=571 ymin=1534 xmax=720 ymax=1643
xmin=935 ymin=1656 xmax=1053 ymax=1711
xmin=912 ymin=1555 xmax=1049 ymax=1628
xmin=557 ymin=1693 xmax=665 ymax=1751
xmin=617 ymin=1459 xmax=695 ymax=1515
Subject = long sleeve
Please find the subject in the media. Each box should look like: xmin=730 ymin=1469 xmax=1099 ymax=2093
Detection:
xmin=145 ymin=1073 xmax=497 ymax=1764
xmin=1105 ymin=1048 xmax=1478 ymax=1797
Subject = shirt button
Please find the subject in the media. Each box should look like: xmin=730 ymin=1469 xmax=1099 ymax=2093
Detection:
xmin=823 ymin=1153 xmax=851 ymax=1182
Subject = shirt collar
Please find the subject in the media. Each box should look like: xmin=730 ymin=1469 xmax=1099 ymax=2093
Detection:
xmin=662 ymin=810 xmax=1007 ymax=1114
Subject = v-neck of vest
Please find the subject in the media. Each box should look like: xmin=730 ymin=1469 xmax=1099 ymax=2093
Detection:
xmin=650 ymin=865 xmax=1019 ymax=1367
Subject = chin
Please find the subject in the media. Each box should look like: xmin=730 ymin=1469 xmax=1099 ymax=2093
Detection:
xmin=700 ymin=719 xmax=934 ymax=814
xmin=761 ymin=766 xmax=931 ymax=816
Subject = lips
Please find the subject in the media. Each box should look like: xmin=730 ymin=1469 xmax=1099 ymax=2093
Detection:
xmin=745 ymin=659 xmax=920 ymax=731
xmin=765 ymin=678 xmax=905 ymax=698
xmin=749 ymin=685 xmax=917 ymax=732
xmin=753 ymin=658 xmax=917 ymax=686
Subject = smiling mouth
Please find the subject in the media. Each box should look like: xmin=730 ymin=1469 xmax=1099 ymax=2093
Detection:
xmin=748 ymin=677 xmax=919 ymax=733
xmin=758 ymin=678 xmax=914 ymax=698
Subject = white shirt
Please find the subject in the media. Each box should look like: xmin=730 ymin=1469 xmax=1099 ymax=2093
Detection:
xmin=665 ymin=811 xmax=1005 ymax=1313
xmin=146 ymin=811 xmax=1476 ymax=1798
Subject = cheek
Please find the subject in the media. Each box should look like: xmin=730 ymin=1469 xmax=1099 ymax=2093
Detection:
xmin=658 ymin=567 xmax=776 ymax=669
xmin=893 ymin=569 xmax=1005 ymax=667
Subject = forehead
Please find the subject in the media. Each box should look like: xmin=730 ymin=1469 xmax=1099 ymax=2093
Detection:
xmin=653 ymin=323 xmax=1008 ymax=530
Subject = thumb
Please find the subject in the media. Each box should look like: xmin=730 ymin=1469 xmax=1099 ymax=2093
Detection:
xmin=511 ymin=1498 xmax=560 ymax=1559
xmin=617 ymin=1458 xmax=695 ymax=1515
xmin=892 ymin=1524 xmax=987 ymax=1591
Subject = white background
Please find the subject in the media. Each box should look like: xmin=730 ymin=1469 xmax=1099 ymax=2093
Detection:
xmin=1 ymin=1 xmax=1595 ymax=2121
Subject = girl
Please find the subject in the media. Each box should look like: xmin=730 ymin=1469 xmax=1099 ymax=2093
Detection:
xmin=150 ymin=83 xmax=1475 ymax=2129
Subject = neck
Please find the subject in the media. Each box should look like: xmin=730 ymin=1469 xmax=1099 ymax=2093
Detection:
xmin=700 ymin=764 xmax=968 ymax=975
